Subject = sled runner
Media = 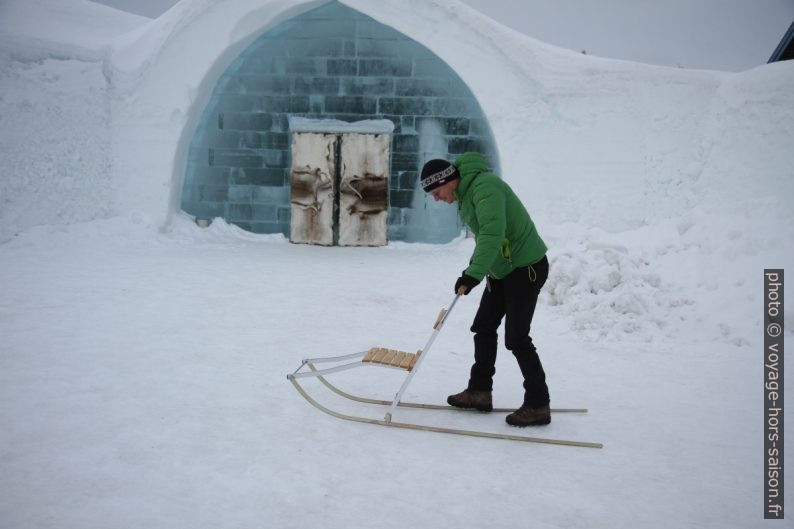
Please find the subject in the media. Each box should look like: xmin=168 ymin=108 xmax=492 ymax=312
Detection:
xmin=287 ymin=292 xmax=603 ymax=449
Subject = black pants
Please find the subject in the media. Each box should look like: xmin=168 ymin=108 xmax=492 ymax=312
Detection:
xmin=467 ymin=256 xmax=550 ymax=407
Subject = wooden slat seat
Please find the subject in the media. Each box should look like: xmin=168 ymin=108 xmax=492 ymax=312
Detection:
xmin=362 ymin=347 xmax=422 ymax=371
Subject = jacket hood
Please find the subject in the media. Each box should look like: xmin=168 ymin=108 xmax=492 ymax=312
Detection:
xmin=453 ymin=151 xmax=490 ymax=199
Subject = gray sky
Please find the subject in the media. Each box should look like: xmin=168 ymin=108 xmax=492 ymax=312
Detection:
xmin=93 ymin=0 xmax=794 ymax=71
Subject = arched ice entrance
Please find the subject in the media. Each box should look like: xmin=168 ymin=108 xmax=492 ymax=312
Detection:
xmin=180 ymin=0 xmax=500 ymax=243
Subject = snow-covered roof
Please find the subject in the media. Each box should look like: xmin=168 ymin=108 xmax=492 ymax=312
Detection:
xmin=288 ymin=117 xmax=395 ymax=134
xmin=0 ymin=0 xmax=149 ymax=61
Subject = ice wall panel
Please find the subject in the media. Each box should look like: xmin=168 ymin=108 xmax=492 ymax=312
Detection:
xmin=181 ymin=0 xmax=499 ymax=243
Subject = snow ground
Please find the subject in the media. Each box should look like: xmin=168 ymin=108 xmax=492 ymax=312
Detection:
xmin=0 ymin=217 xmax=779 ymax=528
xmin=1 ymin=0 xmax=793 ymax=527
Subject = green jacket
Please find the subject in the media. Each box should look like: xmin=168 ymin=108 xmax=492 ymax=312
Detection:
xmin=453 ymin=152 xmax=547 ymax=281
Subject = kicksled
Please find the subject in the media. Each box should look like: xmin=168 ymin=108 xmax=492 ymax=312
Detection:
xmin=287 ymin=292 xmax=603 ymax=449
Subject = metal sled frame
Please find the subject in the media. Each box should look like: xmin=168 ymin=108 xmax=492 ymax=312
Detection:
xmin=287 ymin=294 xmax=603 ymax=449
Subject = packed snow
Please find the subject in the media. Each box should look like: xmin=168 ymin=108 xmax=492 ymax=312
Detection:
xmin=1 ymin=1 xmax=792 ymax=528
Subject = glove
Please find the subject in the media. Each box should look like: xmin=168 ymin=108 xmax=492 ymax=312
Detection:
xmin=454 ymin=272 xmax=480 ymax=295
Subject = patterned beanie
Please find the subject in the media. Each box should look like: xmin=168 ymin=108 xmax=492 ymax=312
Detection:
xmin=420 ymin=159 xmax=460 ymax=191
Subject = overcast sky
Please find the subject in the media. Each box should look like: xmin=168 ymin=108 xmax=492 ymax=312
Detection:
xmin=93 ymin=0 xmax=794 ymax=71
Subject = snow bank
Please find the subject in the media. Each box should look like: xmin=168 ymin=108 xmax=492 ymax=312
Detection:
xmin=0 ymin=0 xmax=149 ymax=61
xmin=0 ymin=55 xmax=113 ymax=239
xmin=0 ymin=0 xmax=149 ymax=241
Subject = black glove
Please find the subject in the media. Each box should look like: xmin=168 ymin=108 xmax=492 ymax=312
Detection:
xmin=454 ymin=272 xmax=480 ymax=295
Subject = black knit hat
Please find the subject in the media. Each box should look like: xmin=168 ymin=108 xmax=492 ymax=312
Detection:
xmin=420 ymin=159 xmax=460 ymax=191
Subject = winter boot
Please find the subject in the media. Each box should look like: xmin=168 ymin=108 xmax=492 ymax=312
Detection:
xmin=505 ymin=404 xmax=551 ymax=427
xmin=446 ymin=389 xmax=493 ymax=412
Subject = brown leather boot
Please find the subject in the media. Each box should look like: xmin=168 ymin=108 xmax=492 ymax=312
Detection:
xmin=505 ymin=404 xmax=551 ymax=426
xmin=446 ymin=389 xmax=493 ymax=412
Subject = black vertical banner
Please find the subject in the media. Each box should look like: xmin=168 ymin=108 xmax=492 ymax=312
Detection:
xmin=764 ymin=269 xmax=784 ymax=520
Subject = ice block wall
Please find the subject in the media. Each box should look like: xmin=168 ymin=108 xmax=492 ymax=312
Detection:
xmin=180 ymin=0 xmax=498 ymax=242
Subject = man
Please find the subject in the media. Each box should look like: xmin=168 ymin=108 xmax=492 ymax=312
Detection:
xmin=420 ymin=152 xmax=551 ymax=427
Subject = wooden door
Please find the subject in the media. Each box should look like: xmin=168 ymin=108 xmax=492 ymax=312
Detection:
xmin=289 ymin=133 xmax=336 ymax=245
xmin=338 ymin=133 xmax=389 ymax=246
